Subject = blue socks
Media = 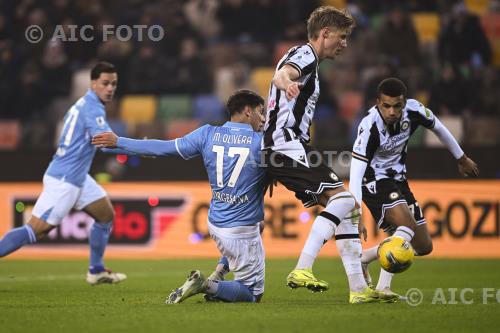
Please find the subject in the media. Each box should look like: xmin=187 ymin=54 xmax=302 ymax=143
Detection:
xmin=0 ymin=225 xmax=36 ymax=257
xmin=89 ymin=221 xmax=112 ymax=272
xmin=214 ymin=281 xmax=256 ymax=302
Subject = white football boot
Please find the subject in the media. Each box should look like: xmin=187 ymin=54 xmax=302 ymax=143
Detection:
xmin=86 ymin=269 xmax=127 ymax=285
xmin=166 ymin=270 xmax=206 ymax=304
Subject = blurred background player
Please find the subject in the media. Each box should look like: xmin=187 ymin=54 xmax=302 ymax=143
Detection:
xmin=92 ymin=90 xmax=267 ymax=303
xmin=349 ymin=77 xmax=479 ymax=300
xmin=262 ymin=6 xmax=381 ymax=303
xmin=0 ymin=62 xmax=127 ymax=285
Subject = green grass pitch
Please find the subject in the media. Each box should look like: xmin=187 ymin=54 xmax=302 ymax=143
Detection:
xmin=1 ymin=258 xmax=499 ymax=333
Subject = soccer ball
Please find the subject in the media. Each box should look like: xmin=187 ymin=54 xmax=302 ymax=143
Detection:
xmin=377 ymin=236 xmax=414 ymax=273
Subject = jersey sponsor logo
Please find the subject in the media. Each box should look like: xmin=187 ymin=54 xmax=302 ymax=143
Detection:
xmin=13 ymin=197 xmax=186 ymax=244
xmin=379 ymin=132 xmax=409 ymax=156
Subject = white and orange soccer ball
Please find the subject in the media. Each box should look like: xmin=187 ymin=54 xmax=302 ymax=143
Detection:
xmin=377 ymin=236 xmax=415 ymax=273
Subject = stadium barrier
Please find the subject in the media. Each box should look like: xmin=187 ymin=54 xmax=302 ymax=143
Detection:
xmin=0 ymin=180 xmax=499 ymax=258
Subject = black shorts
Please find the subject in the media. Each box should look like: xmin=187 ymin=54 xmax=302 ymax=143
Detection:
xmin=362 ymin=179 xmax=425 ymax=233
xmin=263 ymin=144 xmax=344 ymax=207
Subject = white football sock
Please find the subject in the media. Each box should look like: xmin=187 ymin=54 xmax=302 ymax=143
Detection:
xmin=393 ymin=226 xmax=415 ymax=242
xmin=376 ymin=269 xmax=394 ymax=291
xmin=361 ymin=246 xmax=378 ymax=264
xmin=205 ymin=279 xmax=219 ymax=294
xmin=336 ymin=238 xmax=367 ymax=292
xmin=296 ymin=218 xmax=335 ymax=269
xmin=295 ymin=192 xmax=355 ymax=270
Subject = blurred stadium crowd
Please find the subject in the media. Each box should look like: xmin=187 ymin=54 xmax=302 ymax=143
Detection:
xmin=0 ymin=0 xmax=499 ymax=150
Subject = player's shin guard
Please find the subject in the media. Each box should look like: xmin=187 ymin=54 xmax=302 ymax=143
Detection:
xmin=336 ymin=207 xmax=367 ymax=292
xmin=295 ymin=192 xmax=355 ymax=269
xmin=361 ymin=246 xmax=378 ymax=264
xmin=0 ymin=225 xmax=36 ymax=257
xmin=376 ymin=269 xmax=394 ymax=291
xmin=213 ymin=281 xmax=256 ymax=303
xmin=336 ymin=237 xmax=367 ymax=292
xmin=89 ymin=221 xmax=112 ymax=272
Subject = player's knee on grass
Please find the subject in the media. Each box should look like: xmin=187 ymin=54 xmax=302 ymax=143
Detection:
xmin=255 ymin=293 xmax=264 ymax=303
xmin=384 ymin=205 xmax=417 ymax=232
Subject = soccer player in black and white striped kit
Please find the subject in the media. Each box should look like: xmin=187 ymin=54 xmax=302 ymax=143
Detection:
xmin=262 ymin=6 xmax=385 ymax=303
xmin=349 ymin=78 xmax=479 ymax=300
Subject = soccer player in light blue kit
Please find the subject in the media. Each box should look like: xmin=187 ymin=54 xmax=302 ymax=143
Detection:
xmin=92 ymin=90 xmax=266 ymax=303
xmin=0 ymin=62 xmax=126 ymax=285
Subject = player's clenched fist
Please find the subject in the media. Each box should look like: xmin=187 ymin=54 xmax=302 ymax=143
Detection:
xmin=285 ymin=82 xmax=302 ymax=100
xmin=92 ymin=131 xmax=118 ymax=148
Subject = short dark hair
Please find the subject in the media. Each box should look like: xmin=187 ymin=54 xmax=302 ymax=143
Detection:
xmin=226 ymin=90 xmax=264 ymax=117
xmin=377 ymin=77 xmax=407 ymax=98
xmin=91 ymin=61 xmax=116 ymax=80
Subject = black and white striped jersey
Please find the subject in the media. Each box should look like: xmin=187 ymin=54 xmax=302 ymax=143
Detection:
xmin=262 ymin=43 xmax=319 ymax=157
xmin=352 ymin=99 xmax=436 ymax=183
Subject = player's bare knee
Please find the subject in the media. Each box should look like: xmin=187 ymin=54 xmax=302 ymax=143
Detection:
xmin=255 ymin=293 xmax=263 ymax=303
xmin=96 ymin=210 xmax=114 ymax=224
xmin=27 ymin=217 xmax=54 ymax=240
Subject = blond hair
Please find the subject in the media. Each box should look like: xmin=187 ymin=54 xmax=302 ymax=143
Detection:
xmin=307 ymin=6 xmax=355 ymax=40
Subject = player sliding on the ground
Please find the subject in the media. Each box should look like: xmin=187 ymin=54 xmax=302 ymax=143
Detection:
xmin=93 ymin=90 xmax=267 ymax=303
xmin=0 ymin=62 xmax=126 ymax=285
xmin=349 ymin=77 xmax=479 ymax=300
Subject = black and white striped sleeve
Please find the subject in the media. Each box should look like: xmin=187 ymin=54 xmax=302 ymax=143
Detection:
xmin=352 ymin=118 xmax=379 ymax=163
xmin=284 ymin=45 xmax=317 ymax=77
xmin=407 ymin=99 xmax=435 ymax=129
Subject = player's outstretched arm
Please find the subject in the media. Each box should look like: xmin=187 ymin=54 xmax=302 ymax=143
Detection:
xmin=92 ymin=132 xmax=178 ymax=157
xmin=272 ymin=65 xmax=302 ymax=101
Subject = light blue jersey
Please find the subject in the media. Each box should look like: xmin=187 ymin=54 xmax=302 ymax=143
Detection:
xmin=116 ymin=122 xmax=266 ymax=227
xmin=46 ymin=90 xmax=112 ymax=187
